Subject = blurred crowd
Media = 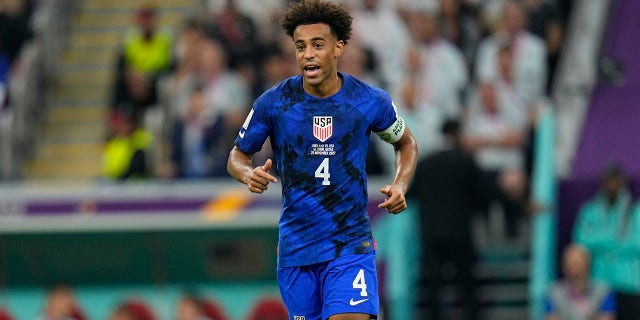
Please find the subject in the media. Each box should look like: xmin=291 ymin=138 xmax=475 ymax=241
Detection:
xmin=0 ymin=284 xmax=288 ymax=320
xmin=548 ymin=164 xmax=640 ymax=320
xmin=101 ymin=0 xmax=567 ymax=184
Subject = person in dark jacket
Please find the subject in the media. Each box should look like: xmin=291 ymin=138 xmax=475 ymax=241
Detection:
xmin=409 ymin=119 xmax=482 ymax=320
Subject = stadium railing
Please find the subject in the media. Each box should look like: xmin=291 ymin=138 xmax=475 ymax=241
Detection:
xmin=528 ymin=104 xmax=557 ymax=320
xmin=1 ymin=0 xmax=76 ymax=179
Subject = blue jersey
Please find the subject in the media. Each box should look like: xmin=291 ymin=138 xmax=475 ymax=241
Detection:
xmin=235 ymin=73 xmax=399 ymax=267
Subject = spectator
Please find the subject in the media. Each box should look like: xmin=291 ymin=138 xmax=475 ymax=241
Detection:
xmin=407 ymin=10 xmax=468 ymax=120
xmin=257 ymin=43 xmax=292 ymax=93
xmin=474 ymin=0 xmax=546 ymax=107
xmin=338 ymin=41 xmax=381 ymax=87
xmin=113 ymin=69 xmax=158 ymax=122
xmin=397 ymin=44 xmax=443 ymax=157
xmin=197 ymin=38 xmax=250 ymax=170
xmin=350 ymin=0 xmax=411 ymax=91
xmin=437 ymin=0 xmax=481 ymax=67
xmin=494 ymin=42 xmax=531 ymax=126
xmin=398 ymin=10 xmax=468 ymax=157
xmin=464 ymin=81 xmax=527 ymax=239
xmin=158 ymin=17 xmax=206 ymax=123
xmin=120 ymin=3 xmax=173 ymax=76
xmin=409 ymin=119 xmax=482 ymax=320
xmin=167 ymin=85 xmax=224 ymax=179
xmin=522 ymin=0 xmax=563 ymax=93
xmin=0 ymin=0 xmax=34 ymax=64
xmin=102 ymin=110 xmax=153 ymax=180
xmin=205 ymin=0 xmax=259 ymax=70
xmin=545 ymin=243 xmax=616 ymax=320
xmin=205 ymin=0 xmax=264 ymax=99
xmin=573 ymin=164 xmax=640 ymax=320
xmin=109 ymin=299 xmax=156 ymax=320
xmin=112 ymin=2 xmax=173 ymax=119
xmin=495 ymin=41 xmax=540 ymax=196
xmin=36 ymin=284 xmax=86 ymax=320
xmin=205 ymin=0 xmax=285 ymax=36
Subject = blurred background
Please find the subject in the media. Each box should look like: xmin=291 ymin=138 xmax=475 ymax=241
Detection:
xmin=0 ymin=0 xmax=637 ymax=319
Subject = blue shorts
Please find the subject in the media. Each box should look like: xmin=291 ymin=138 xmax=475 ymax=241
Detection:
xmin=277 ymin=252 xmax=379 ymax=320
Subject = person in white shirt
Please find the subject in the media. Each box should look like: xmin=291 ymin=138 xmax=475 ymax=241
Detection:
xmin=396 ymin=11 xmax=468 ymax=157
xmin=464 ymin=81 xmax=527 ymax=239
xmin=474 ymin=0 xmax=546 ymax=107
xmin=350 ymin=0 xmax=412 ymax=92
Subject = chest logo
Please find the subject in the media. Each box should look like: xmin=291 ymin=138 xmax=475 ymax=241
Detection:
xmin=313 ymin=116 xmax=333 ymax=142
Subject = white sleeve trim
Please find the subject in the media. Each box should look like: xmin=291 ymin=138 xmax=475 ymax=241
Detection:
xmin=376 ymin=116 xmax=405 ymax=144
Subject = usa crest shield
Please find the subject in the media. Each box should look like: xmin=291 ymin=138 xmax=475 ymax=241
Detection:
xmin=313 ymin=116 xmax=333 ymax=142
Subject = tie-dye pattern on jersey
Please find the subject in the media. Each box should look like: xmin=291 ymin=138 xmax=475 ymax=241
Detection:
xmin=235 ymin=73 xmax=398 ymax=267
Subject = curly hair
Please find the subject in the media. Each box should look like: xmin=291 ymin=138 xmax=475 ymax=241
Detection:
xmin=280 ymin=0 xmax=353 ymax=44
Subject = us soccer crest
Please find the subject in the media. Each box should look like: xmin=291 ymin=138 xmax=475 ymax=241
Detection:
xmin=313 ymin=116 xmax=333 ymax=142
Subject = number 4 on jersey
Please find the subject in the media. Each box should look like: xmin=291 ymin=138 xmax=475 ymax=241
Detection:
xmin=315 ymin=157 xmax=331 ymax=185
xmin=353 ymin=269 xmax=368 ymax=297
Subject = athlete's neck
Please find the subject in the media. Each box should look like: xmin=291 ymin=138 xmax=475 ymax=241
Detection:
xmin=304 ymin=73 xmax=342 ymax=98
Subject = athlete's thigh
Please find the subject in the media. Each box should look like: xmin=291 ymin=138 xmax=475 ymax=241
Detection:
xmin=278 ymin=264 xmax=323 ymax=320
xmin=322 ymin=252 xmax=379 ymax=320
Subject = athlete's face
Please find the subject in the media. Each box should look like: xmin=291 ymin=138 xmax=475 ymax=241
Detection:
xmin=293 ymin=23 xmax=344 ymax=97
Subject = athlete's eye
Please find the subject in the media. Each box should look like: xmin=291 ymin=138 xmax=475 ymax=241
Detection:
xmin=296 ymin=45 xmax=305 ymax=51
xmin=313 ymin=43 xmax=323 ymax=49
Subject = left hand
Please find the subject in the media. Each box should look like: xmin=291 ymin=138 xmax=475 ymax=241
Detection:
xmin=378 ymin=184 xmax=407 ymax=214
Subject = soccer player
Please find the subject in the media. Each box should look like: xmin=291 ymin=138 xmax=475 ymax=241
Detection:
xmin=227 ymin=1 xmax=418 ymax=319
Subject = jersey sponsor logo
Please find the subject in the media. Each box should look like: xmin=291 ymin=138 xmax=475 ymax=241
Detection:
xmin=313 ymin=116 xmax=333 ymax=142
xmin=349 ymin=298 xmax=369 ymax=306
xmin=294 ymin=317 xmax=306 ymax=320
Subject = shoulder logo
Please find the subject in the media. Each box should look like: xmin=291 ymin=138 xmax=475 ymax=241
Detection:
xmin=349 ymin=298 xmax=369 ymax=306
xmin=313 ymin=116 xmax=333 ymax=142
xmin=238 ymin=109 xmax=254 ymax=139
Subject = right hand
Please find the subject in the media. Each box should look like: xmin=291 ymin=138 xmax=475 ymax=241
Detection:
xmin=245 ymin=159 xmax=278 ymax=194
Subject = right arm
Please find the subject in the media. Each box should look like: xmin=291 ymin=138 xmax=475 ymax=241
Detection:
xmin=227 ymin=146 xmax=277 ymax=194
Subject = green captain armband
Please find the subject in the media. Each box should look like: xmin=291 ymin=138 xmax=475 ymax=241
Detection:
xmin=376 ymin=116 xmax=405 ymax=144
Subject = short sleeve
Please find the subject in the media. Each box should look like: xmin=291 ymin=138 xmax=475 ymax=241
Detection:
xmin=234 ymin=93 xmax=272 ymax=154
xmin=371 ymin=92 xmax=398 ymax=133
xmin=371 ymin=92 xmax=405 ymax=144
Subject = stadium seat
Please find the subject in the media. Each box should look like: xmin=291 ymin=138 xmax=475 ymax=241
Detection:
xmin=201 ymin=299 xmax=230 ymax=320
xmin=0 ymin=308 xmax=12 ymax=320
xmin=245 ymin=297 xmax=288 ymax=320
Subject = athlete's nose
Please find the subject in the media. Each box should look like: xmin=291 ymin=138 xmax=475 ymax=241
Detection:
xmin=303 ymin=46 xmax=314 ymax=60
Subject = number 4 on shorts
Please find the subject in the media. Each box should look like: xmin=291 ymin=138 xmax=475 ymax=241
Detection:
xmin=353 ymin=269 xmax=368 ymax=297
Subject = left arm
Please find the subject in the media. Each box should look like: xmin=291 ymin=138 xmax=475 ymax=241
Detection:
xmin=378 ymin=127 xmax=418 ymax=214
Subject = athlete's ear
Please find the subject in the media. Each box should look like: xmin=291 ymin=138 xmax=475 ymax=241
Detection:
xmin=335 ymin=40 xmax=344 ymax=58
